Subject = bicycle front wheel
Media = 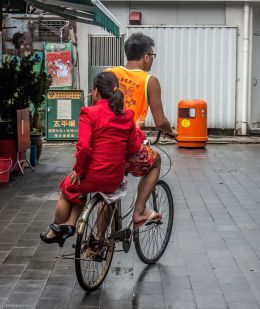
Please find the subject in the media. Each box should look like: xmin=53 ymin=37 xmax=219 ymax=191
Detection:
xmin=75 ymin=200 xmax=115 ymax=291
xmin=134 ymin=180 xmax=174 ymax=264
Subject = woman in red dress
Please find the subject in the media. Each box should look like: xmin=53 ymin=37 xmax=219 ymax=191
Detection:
xmin=40 ymin=72 xmax=145 ymax=247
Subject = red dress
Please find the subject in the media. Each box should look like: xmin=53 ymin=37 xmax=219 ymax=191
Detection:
xmin=59 ymin=99 xmax=144 ymax=204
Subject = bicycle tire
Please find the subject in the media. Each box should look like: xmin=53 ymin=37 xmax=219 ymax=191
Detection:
xmin=134 ymin=180 xmax=174 ymax=264
xmin=75 ymin=198 xmax=115 ymax=291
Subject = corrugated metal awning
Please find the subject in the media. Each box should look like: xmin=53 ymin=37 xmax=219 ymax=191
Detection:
xmin=24 ymin=0 xmax=120 ymax=37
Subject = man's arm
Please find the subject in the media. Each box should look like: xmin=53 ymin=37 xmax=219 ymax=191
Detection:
xmin=147 ymin=76 xmax=177 ymax=136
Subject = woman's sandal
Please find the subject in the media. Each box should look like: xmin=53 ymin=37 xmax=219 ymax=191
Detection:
xmin=50 ymin=223 xmax=76 ymax=239
xmin=40 ymin=224 xmax=76 ymax=248
xmin=40 ymin=228 xmax=65 ymax=247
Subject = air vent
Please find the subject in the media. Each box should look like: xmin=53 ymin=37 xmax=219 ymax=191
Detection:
xmin=90 ymin=35 xmax=124 ymax=66
xmin=32 ymin=20 xmax=67 ymax=42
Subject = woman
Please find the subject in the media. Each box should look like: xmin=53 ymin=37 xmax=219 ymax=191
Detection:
xmin=40 ymin=72 xmax=145 ymax=247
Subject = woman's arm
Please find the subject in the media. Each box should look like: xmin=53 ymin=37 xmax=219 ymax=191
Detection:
xmin=73 ymin=108 xmax=93 ymax=178
xmin=127 ymin=123 xmax=145 ymax=154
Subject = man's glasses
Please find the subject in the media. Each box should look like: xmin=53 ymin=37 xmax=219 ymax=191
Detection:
xmin=147 ymin=53 xmax=156 ymax=59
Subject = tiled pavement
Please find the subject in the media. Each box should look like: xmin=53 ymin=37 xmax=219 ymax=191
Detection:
xmin=1 ymin=143 xmax=260 ymax=309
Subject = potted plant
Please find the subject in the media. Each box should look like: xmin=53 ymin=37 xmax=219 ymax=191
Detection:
xmin=0 ymin=54 xmax=52 ymax=162
xmin=29 ymin=59 xmax=52 ymax=161
xmin=0 ymin=56 xmax=27 ymax=167
xmin=30 ymin=128 xmax=43 ymax=162
xmin=0 ymin=56 xmax=21 ymax=139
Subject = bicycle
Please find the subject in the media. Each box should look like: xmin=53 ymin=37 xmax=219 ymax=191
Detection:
xmin=68 ymin=131 xmax=174 ymax=291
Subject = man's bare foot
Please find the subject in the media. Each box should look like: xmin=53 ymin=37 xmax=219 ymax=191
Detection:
xmin=133 ymin=209 xmax=162 ymax=228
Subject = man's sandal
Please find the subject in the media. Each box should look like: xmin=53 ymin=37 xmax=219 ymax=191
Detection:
xmin=133 ymin=210 xmax=162 ymax=229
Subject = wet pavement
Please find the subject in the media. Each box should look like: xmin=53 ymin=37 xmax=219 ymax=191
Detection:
xmin=1 ymin=143 xmax=260 ymax=309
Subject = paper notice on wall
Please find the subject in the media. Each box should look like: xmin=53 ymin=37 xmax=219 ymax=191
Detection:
xmin=46 ymin=49 xmax=72 ymax=88
xmin=57 ymin=100 xmax=71 ymax=119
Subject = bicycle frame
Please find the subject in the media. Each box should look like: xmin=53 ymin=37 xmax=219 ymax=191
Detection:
xmin=121 ymin=192 xmax=137 ymax=228
xmin=76 ymin=190 xmax=137 ymax=237
xmin=76 ymin=194 xmax=100 ymax=234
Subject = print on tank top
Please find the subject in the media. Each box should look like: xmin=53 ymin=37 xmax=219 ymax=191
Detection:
xmin=119 ymin=77 xmax=140 ymax=108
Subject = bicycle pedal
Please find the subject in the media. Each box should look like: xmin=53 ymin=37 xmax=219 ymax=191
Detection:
xmin=109 ymin=227 xmax=131 ymax=241
xmin=122 ymin=239 xmax=131 ymax=253
xmin=93 ymin=254 xmax=104 ymax=262
xmin=146 ymin=220 xmax=163 ymax=226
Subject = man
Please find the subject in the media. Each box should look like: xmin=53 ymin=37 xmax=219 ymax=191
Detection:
xmin=107 ymin=33 xmax=177 ymax=227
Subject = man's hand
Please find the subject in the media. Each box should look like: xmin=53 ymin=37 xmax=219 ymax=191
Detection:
xmin=163 ymin=128 xmax=178 ymax=139
xmin=148 ymin=77 xmax=176 ymax=136
xmin=70 ymin=170 xmax=81 ymax=185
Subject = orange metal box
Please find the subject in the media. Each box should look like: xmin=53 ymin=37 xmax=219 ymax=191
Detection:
xmin=177 ymin=100 xmax=208 ymax=148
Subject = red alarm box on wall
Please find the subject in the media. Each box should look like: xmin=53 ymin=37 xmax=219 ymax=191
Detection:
xmin=129 ymin=12 xmax=142 ymax=25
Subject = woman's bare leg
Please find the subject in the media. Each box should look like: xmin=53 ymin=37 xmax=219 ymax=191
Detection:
xmin=54 ymin=192 xmax=72 ymax=223
xmin=96 ymin=203 xmax=112 ymax=240
xmin=47 ymin=192 xmax=72 ymax=238
xmin=61 ymin=203 xmax=84 ymax=226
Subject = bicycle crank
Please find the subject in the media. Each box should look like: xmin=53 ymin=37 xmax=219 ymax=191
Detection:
xmin=109 ymin=227 xmax=131 ymax=242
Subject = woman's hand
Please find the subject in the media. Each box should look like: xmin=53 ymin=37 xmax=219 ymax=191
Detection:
xmin=70 ymin=170 xmax=81 ymax=185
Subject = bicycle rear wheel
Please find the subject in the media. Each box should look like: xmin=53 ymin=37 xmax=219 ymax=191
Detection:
xmin=134 ymin=180 xmax=174 ymax=264
xmin=75 ymin=199 xmax=115 ymax=291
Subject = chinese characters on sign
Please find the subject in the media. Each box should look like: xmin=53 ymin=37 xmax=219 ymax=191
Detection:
xmin=47 ymin=90 xmax=83 ymax=141
xmin=48 ymin=92 xmax=82 ymax=100
xmin=49 ymin=120 xmax=78 ymax=138
xmin=53 ymin=120 xmax=76 ymax=127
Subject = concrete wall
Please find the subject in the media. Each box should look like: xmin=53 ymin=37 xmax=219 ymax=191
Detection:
xmin=90 ymin=2 xmax=226 ymax=34
xmin=122 ymin=3 xmax=224 ymax=29
xmin=2 ymin=14 xmax=47 ymax=51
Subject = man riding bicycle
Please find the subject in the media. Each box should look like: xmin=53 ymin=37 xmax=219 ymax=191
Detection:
xmin=107 ymin=33 xmax=177 ymax=228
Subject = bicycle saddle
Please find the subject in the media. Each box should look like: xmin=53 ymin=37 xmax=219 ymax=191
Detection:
xmin=97 ymin=178 xmax=128 ymax=204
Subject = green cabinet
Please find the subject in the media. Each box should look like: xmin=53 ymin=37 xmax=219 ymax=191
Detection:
xmin=46 ymin=90 xmax=84 ymax=141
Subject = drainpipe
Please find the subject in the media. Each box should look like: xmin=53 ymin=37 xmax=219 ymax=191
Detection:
xmin=241 ymin=2 xmax=250 ymax=135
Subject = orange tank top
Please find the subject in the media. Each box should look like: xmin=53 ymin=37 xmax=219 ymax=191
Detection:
xmin=107 ymin=66 xmax=150 ymax=122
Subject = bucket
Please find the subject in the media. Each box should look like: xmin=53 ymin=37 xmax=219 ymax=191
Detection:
xmin=0 ymin=157 xmax=12 ymax=183
xmin=30 ymin=144 xmax=37 ymax=167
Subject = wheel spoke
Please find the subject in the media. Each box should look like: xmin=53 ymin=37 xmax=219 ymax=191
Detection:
xmin=134 ymin=180 xmax=174 ymax=264
xmin=75 ymin=200 xmax=115 ymax=291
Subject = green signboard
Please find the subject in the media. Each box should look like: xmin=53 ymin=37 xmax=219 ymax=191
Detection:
xmin=46 ymin=90 xmax=84 ymax=141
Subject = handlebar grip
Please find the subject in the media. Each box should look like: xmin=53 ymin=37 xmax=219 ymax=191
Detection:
xmin=150 ymin=131 xmax=162 ymax=145
xmin=149 ymin=131 xmax=177 ymax=145
xmin=165 ymin=133 xmax=176 ymax=139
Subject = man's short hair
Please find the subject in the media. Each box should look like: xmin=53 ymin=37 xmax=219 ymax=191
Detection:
xmin=124 ymin=33 xmax=154 ymax=61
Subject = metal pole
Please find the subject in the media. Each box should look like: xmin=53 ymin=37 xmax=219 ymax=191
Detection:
xmin=59 ymin=20 xmax=69 ymax=44
xmin=241 ymin=2 xmax=250 ymax=135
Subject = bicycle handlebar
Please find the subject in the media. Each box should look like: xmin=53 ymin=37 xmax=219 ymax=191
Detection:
xmin=150 ymin=131 xmax=162 ymax=145
xmin=149 ymin=131 xmax=177 ymax=145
